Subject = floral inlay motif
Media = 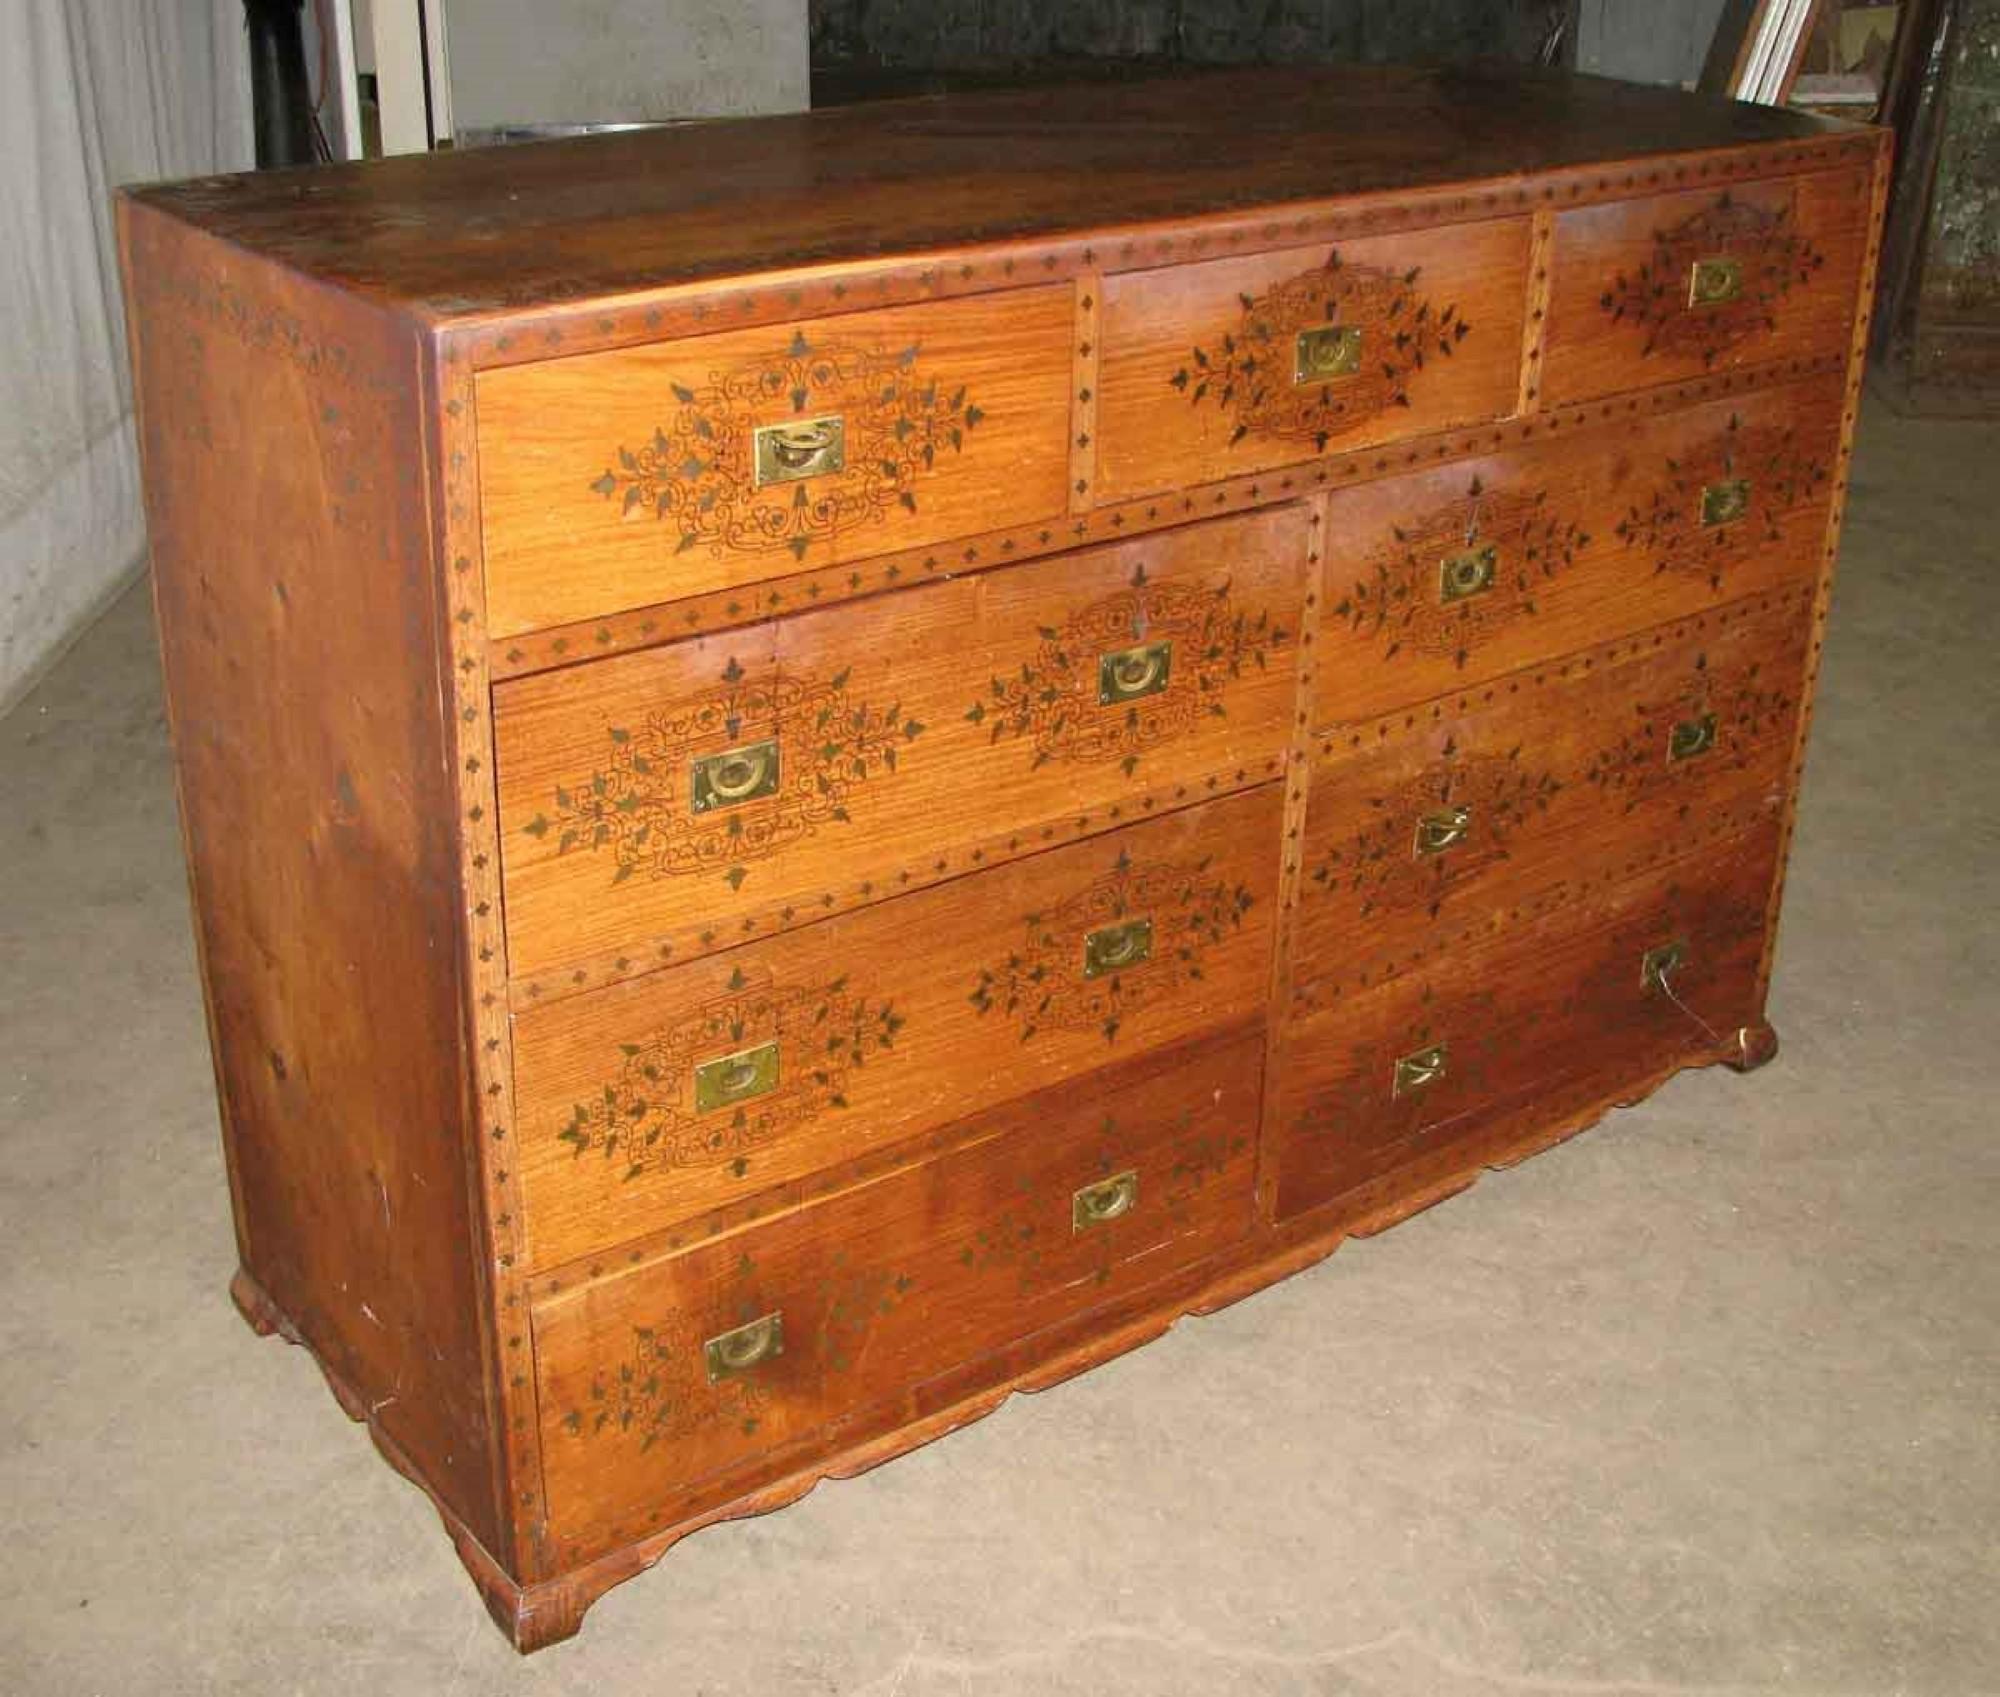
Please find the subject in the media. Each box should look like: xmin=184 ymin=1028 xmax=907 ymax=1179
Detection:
xmin=1171 ymin=254 xmax=1471 ymax=450
xmin=1598 ymin=192 xmax=1825 ymax=364
xmin=522 ymin=659 xmax=925 ymax=890
xmin=964 ymin=564 xmax=1290 ymax=777
xmin=1612 ymin=413 xmax=1831 ymax=590
xmin=591 ymin=331 xmax=986 ymax=561
xmin=556 ymin=972 xmax=903 ymax=1181
xmin=1309 ymin=741 xmax=1563 ymax=921
xmin=562 ymin=1316 xmax=770 ymax=1450
xmin=969 ymin=849 xmax=1255 ymax=1043
xmin=1580 ymin=650 xmax=1795 ymax=811
xmin=1329 ymin=477 xmax=1590 ymax=670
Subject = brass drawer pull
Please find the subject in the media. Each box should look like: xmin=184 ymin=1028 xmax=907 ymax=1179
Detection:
xmin=691 ymin=738 xmax=780 ymax=813
xmin=1294 ymin=323 xmax=1363 ymax=383
xmin=1072 ymin=1169 xmax=1139 ymax=1232
xmin=1082 ymin=917 xmax=1154 ymax=978
xmin=1413 ymin=805 xmax=1472 ymax=858
xmin=1640 ymin=939 xmax=1688 ymax=993
xmin=703 ymin=1312 xmax=783 ymax=1382
xmin=1097 ymin=640 xmax=1174 ymax=706
xmin=694 ymin=1040 xmax=781 ymax=1112
xmin=1699 ymin=478 xmax=1751 ymax=528
xmin=753 ymin=416 xmax=846 ymax=487
xmin=1687 ymin=256 xmax=1744 ymax=309
xmin=1392 ymin=1041 xmax=1448 ymax=1097
xmin=1667 ymin=714 xmax=1717 ymax=763
xmin=1439 ymin=544 xmax=1498 ymax=603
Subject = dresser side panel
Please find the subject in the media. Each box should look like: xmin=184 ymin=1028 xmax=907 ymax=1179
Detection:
xmin=118 ymin=200 xmax=504 ymax=1556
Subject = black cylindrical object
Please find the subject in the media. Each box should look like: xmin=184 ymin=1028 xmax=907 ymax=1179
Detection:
xmin=244 ymin=0 xmax=316 ymax=168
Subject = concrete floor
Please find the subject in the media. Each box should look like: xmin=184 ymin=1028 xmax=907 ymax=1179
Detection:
xmin=1 ymin=398 xmax=1995 ymax=1695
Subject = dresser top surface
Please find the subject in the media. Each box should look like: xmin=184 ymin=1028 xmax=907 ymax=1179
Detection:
xmin=124 ymin=62 xmax=1861 ymax=324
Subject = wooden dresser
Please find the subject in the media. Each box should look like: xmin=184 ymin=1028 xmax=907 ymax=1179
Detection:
xmin=117 ymin=65 xmax=1886 ymax=1650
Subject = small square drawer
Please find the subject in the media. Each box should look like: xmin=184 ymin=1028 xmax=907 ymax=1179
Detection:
xmin=475 ymin=287 xmax=1076 ymax=637
xmin=530 ymin=1028 xmax=1262 ymax=1557
xmin=493 ymin=506 xmax=1308 ymax=991
xmin=1311 ymin=374 xmax=1843 ymax=724
xmin=1294 ymin=579 xmax=1816 ymax=1012
xmin=510 ymin=783 xmax=1283 ymax=1269
xmin=1270 ymin=821 xmax=1782 ymax=1221
xmin=1540 ymin=166 xmax=1873 ymax=407
xmin=1093 ymin=218 xmax=1532 ymax=504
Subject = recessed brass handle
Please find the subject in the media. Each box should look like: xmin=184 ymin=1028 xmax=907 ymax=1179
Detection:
xmin=1667 ymin=714 xmax=1717 ymax=763
xmin=1072 ymin=1169 xmax=1139 ymax=1232
xmin=1294 ymin=323 xmax=1363 ymax=384
xmin=1083 ymin=917 xmax=1154 ymax=979
xmin=703 ymin=1311 xmax=783 ymax=1382
xmin=1439 ymin=544 xmax=1498 ymax=604
xmin=1097 ymin=640 xmax=1173 ymax=706
xmin=753 ymin=416 xmax=846 ymax=487
xmin=1699 ymin=478 xmax=1751 ymax=528
xmin=1392 ymin=1042 xmax=1448 ymax=1098
xmin=694 ymin=1039 xmax=781 ymax=1113
xmin=1641 ymin=939 xmax=1688 ymax=994
xmin=1413 ymin=805 xmax=1473 ymax=858
xmin=1687 ymin=256 xmax=1744 ymax=309
xmin=691 ymin=738 xmax=780 ymax=813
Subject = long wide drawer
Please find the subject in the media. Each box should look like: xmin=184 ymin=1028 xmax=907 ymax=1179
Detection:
xmin=512 ymin=783 xmax=1283 ymax=1268
xmin=1094 ymin=217 xmax=1532 ymax=504
xmin=494 ymin=507 xmax=1307 ymax=991
xmin=531 ymin=1029 xmax=1262 ymax=1554
xmin=476 ymin=287 xmax=1076 ymax=636
xmin=1272 ymin=821 xmax=1782 ymax=1221
xmin=1310 ymin=376 xmax=1842 ymax=724
xmin=1293 ymin=582 xmax=1814 ymax=1011
xmin=1541 ymin=166 xmax=1873 ymax=407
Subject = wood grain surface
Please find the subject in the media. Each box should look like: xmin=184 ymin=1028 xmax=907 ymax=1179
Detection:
xmin=1095 ymin=219 xmax=1532 ymax=503
xmin=493 ymin=507 xmax=1307 ymax=988
xmin=512 ymin=784 xmax=1283 ymax=1268
xmin=1310 ymin=375 xmax=1844 ymax=724
xmin=477 ymin=288 xmax=1074 ymax=633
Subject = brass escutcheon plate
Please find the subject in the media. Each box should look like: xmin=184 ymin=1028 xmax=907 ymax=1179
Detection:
xmin=1392 ymin=1041 xmax=1448 ymax=1097
xmin=1687 ymin=255 xmax=1744 ymax=309
xmin=1294 ymin=323 xmax=1364 ymax=384
xmin=694 ymin=1039 xmax=781 ymax=1113
xmin=753 ymin=415 xmax=846 ymax=487
xmin=1072 ymin=1169 xmax=1139 ymax=1232
xmin=703 ymin=1312 xmax=783 ymax=1382
xmin=1098 ymin=640 xmax=1174 ymax=706
xmin=691 ymin=738 xmax=780 ymax=814
xmin=1640 ymin=939 xmax=1688 ymax=993
xmin=1439 ymin=544 xmax=1499 ymax=604
xmin=1413 ymin=805 xmax=1473 ymax=858
xmin=1083 ymin=917 xmax=1154 ymax=979
xmin=1699 ymin=478 xmax=1751 ymax=528
xmin=1667 ymin=714 xmax=1717 ymax=763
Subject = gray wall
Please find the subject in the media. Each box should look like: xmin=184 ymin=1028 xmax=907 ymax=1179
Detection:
xmin=444 ymin=0 xmax=808 ymax=130
xmin=1573 ymin=0 xmax=1730 ymax=87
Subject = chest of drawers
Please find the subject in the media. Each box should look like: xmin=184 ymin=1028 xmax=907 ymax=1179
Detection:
xmin=117 ymin=64 xmax=1886 ymax=1651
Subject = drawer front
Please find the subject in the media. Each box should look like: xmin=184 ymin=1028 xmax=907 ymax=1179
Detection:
xmin=1295 ymin=583 xmax=1814 ymax=1010
xmin=512 ymin=784 xmax=1283 ymax=1268
xmin=494 ymin=508 xmax=1308 ymax=988
xmin=1312 ymin=376 xmax=1842 ymax=724
xmin=476 ymin=288 xmax=1075 ymax=637
xmin=1272 ymin=823 xmax=1782 ymax=1221
xmin=1541 ymin=168 xmax=1872 ymax=407
xmin=1094 ymin=219 xmax=1532 ymax=504
xmin=533 ymin=1030 xmax=1261 ymax=1549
